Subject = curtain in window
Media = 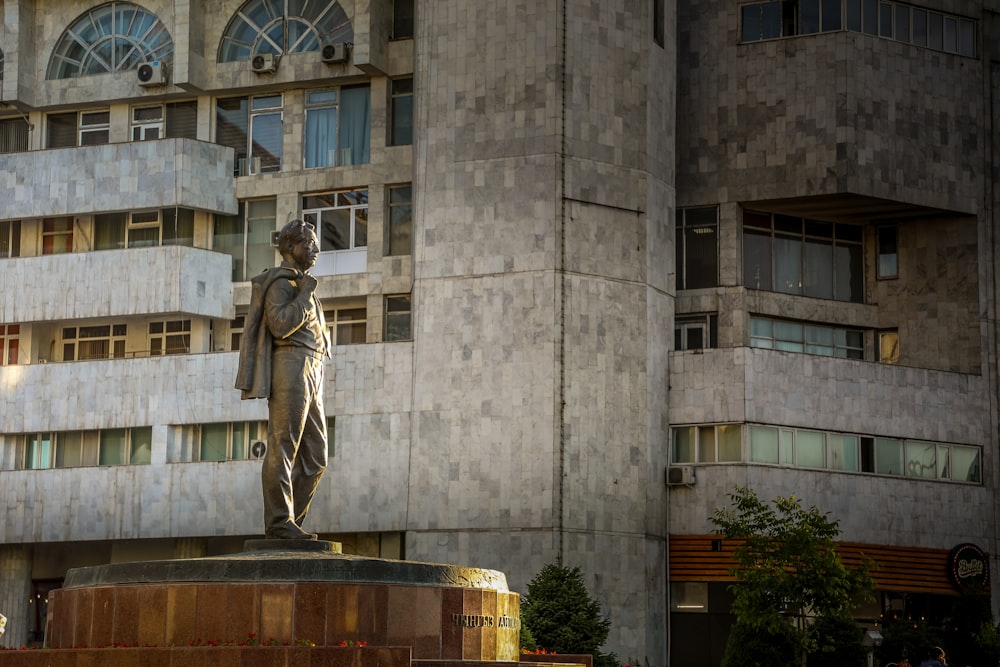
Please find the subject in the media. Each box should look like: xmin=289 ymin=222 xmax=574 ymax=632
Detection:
xmin=305 ymin=105 xmax=337 ymax=168
xmin=130 ymin=426 xmax=153 ymax=465
xmin=201 ymin=423 xmax=229 ymax=461
xmin=339 ymin=85 xmax=370 ymax=165
xmin=163 ymin=208 xmax=195 ymax=246
xmin=213 ymin=211 xmax=245 ymax=281
xmin=94 ymin=213 xmax=127 ymax=250
xmin=99 ymin=429 xmax=127 ymax=465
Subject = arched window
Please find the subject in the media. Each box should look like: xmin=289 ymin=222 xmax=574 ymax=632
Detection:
xmin=219 ymin=0 xmax=352 ymax=62
xmin=47 ymin=2 xmax=173 ymax=79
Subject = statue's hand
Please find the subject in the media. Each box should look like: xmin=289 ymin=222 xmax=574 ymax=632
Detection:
xmin=297 ymin=272 xmax=318 ymax=294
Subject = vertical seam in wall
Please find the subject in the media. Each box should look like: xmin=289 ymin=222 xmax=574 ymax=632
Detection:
xmin=557 ymin=0 xmax=568 ymax=564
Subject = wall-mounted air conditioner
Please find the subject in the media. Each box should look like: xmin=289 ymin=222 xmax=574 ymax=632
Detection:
xmin=251 ymin=53 xmax=278 ymax=74
xmin=137 ymin=61 xmax=167 ymax=86
xmin=321 ymin=42 xmax=350 ymax=64
xmin=666 ymin=465 xmax=696 ymax=487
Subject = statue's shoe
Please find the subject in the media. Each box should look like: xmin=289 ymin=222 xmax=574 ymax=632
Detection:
xmin=265 ymin=521 xmax=318 ymax=540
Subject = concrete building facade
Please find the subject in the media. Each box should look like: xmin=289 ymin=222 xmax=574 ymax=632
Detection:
xmin=0 ymin=1 xmax=996 ymax=665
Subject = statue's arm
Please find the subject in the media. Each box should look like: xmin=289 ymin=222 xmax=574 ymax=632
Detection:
xmin=263 ymin=277 xmax=315 ymax=340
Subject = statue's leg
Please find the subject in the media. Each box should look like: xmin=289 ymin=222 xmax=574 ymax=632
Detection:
xmin=262 ymin=350 xmax=310 ymax=538
xmin=292 ymin=356 xmax=328 ymax=527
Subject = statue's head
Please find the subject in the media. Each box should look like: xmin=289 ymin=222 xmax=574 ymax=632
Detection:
xmin=277 ymin=219 xmax=319 ymax=271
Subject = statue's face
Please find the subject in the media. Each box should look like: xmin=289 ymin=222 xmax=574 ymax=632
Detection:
xmin=290 ymin=228 xmax=319 ymax=271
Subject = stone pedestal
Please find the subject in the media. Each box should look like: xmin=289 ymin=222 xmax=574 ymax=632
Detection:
xmin=40 ymin=540 xmax=521 ymax=664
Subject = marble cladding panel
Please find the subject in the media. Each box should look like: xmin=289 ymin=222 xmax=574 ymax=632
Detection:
xmin=3 ymin=246 xmax=233 ymax=324
xmin=0 ymin=546 xmax=32 ymax=648
xmin=406 ymin=271 xmax=559 ymax=531
xmin=677 ymin=2 xmax=982 ymax=213
xmin=561 ymin=274 xmax=651 ymax=537
xmin=668 ymin=346 xmax=989 ymax=445
xmin=563 ymin=199 xmax=646 ymax=283
xmin=0 ymin=139 xmax=235 ymax=219
xmin=415 ymin=155 xmax=560 ymax=279
xmin=668 ymin=463 xmax=992 ymax=549
xmin=0 ymin=342 xmax=413 ymax=433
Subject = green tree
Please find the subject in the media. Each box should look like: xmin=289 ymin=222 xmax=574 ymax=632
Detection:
xmin=710 ymin=485 xmax=875 ymax=667
xmin=521 ymin=563 xmax=617 ymax=667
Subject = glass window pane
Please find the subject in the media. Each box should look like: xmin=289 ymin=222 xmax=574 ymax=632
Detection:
xmin=99 ymin=429 xmax=127 ymax=465
xmin=232 ymin=422 xmax=248 ymax=460
xmin=773 ymin=236 xmax=802 ymax=295
xmin=742 ymin=5 xmax=763 ymax=41
xmin=744 ymin=231 xmax=773 ymax=290
xmin=796 ymin=431 xmax=826 ymax=468
xmin=835 ymin=243 xmax=863 ymax=303
xmin=800 ymin=0 xmax=820 ymax=33
xmin=56 ymin=432 xmax=83 ymax=468
xmin=717 ymin=425 xmax=742 ymax=461
xmin=905 ymin=441 xmax=937 ymax=478
xmin=803 ymin=238 xmax=833 ymax=299
xmin=876 ymin=437 xmax=903 ymax=475
xmin=951 ymin=446 xmax=981 ymax=483
xmin=879 ymin=2 xmax=893 ymax=38
xmin=846 ymin=0 xmax=861 ymax=31
xmin=894 ymin=5 xmax=910 ymax=43
xmin=130 ymin=426 xmax=152 ymax=465
xmin=911 ymin=9 xmax=927 ymax=46
xmin=779 ymin=429 xmax=794 ymax=464
xmin=698 ymin=426 xmax=717 ymax=463
xmin=684 ymin=225 xmax=718 ymax=289
xmin=750 ymin=426 xmax=778 ymax=463
xmin=862 ymin=0 xmax=878 ymax=34
xmin=822 ymin=0 xmax=842 ymax=31
xmin=928 ymin=13 xmax=943 ymax=50
xmin=958 ymin=19 xmax=975 ymax=57
xmin=830 ymin=435 xmax=859 ymax=471
xmin=943 ymin=17 xmax=957 ymax=53
xmin=250 ymin=111 xmax=282 ymax=172
xmin=672 ymin=427 xmax=695 ymax=463
xmin=201 ymin=423 xmax=229 ymax=461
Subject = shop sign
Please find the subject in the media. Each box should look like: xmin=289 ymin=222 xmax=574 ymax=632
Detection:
xmin=948 ymin=543 xmax=990 ymax=592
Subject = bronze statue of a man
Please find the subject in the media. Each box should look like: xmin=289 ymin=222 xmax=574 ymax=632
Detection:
xmin=235 ymin=219 xmax=330 ymax=539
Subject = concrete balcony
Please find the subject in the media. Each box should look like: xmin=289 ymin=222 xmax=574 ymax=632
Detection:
xmin=668 ymin=346 xmax=988 ymax=445
xmin=0 ymin=138 xmax=237 ymax=219
xmin=2 ymin=245 xmax=235 ymax=323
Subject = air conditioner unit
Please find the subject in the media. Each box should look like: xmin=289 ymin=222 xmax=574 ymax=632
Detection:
xmin=666 ymin=465 xmax=696 ymax=487
xmin=270 ymin=230 xmax=281 ymax=246
xmin=250 ymin=441 xmax=267 ymax=459
xmin=321 ymin=42 xmax=350 ymax=64
xmin=251 ymin=53 xmax=278 ymax=74
xmin=136 ymin=60 xmax=167 ymax=86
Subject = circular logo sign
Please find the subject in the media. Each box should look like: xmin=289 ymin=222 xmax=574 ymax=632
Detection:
xmin=949 ymin=543 xmax=990 ymax=592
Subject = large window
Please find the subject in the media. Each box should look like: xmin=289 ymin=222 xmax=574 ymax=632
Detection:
xmin=47 ymin=110 xmax=111 ymax=148
xmin=673 ymin=423 xmax=982 ymax=484
xmin=62 ymin=324 xmax=127 ymax=361
xmin=131 ymin=101 xmax=198 ymax=141
xmin=47 ymin=2 xmax=174 ymax=79
xmin=0 ymin=325 xmax=20 ymax=365
xmin=750 ymin=316 xmax=864 ymax=359
xmin=740 ymin=0 xmax=976 ymax=57
xmin=389 ymin=78 xmax=413 ymax=146
xmin=218 ymin=0 xmax=353 ymax=62
xmin=303 ymin=190 xmax=368 ymax=275
xmin=675 ymin=314 xmax=717 ymax=351
xmin=387 ymin=184 xmax=413 ymax=256
xmin=149 ymin=320 xmax=191 ymax=355
xmin=325 ymin=306 xmax=367 ymax=345
xmin=216 ymin=95 xmax=283 ymax=175
xmin=0 ymin=118 xmax=29 ymax=154
xmin=743 ymin=210 xmax=863 ymax=302
xmin=213 ymin=199 xmax=277 ymax=282
xmin=19 ymin=427 xmax=152 ymax=469
xmin=392 ymin=0 xmax=414 ymax=39
xmin=877 ymin=225 xmax=898 ymax=279
xmin=94 ymin=209 xmax=194 ymax=249
xmin=385 ymin=295 xmax=412 ymax=341
xmin=304 ymin=86 xmax=371 ymax=168
xmin=42 ymin=218 xmax=74 ymax=254
xmin=0 ymin=221 xmax=20 ymax=258
xmin=199 ymin=421 xmax=266 ymax=461
xmin=676 ymin=206 xmax=718 ymax=290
